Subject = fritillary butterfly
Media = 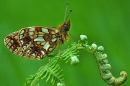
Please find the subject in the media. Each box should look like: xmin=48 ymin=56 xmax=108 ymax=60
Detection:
xmin=4 ymin=3 xmax=72 ymax=60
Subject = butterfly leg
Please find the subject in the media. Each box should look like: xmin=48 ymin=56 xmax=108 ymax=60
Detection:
xmin=58 ymin=44 xmax=61 ymax=56
xmin=57 ymin=39 xmax=61 ymax=56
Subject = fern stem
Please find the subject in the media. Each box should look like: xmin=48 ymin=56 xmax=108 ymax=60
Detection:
xmin=93 ymin=52 xmax=127 ymax=86
xmin=82 ymin=42 xmax=128 ymax=86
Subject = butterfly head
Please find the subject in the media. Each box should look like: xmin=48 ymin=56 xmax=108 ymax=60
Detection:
xmin=63 ymin=20 xmax=70 ymax=31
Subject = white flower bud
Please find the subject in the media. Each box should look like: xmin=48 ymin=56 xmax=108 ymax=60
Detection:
xmin=91 ymin=43 xmax=97 ymax=50
xmin=80 ymin=35 xmax=87 ymax=41
xmin=102 ymin=54 xmax=107 ymax=59
xmin=57 ymin=82 xmax=65 ymax=86
xmin=98 ymin=46 xmax=104 ymax=52
xmin=71 ymin=55 xmax=79 ymax=65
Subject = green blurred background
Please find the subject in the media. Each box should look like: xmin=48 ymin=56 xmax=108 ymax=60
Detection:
xmin=0 ymin=0 xmax=130 ymax=86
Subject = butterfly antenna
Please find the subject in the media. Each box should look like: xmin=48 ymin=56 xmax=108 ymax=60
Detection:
xmin=64 ymin=2 xmax=72 ymax=22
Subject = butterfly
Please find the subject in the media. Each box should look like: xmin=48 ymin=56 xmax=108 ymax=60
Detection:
xmin=4 ymin=3 xmax=72 ymax=60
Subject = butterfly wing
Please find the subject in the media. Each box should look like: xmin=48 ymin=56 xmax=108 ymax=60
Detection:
xmin=4 ymin=26 xmax=58 ymax=60
xmin=4 ymin=31 xmax=21 ymax=53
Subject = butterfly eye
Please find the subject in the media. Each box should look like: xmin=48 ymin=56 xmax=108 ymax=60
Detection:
xmin=64 ymin=24 xmax=69 ymax=31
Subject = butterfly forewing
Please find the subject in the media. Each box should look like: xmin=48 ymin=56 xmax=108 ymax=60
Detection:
xmin=4 ymin=26 xmax=58 ymax=60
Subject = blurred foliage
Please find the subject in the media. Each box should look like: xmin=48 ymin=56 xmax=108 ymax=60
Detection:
xmin=0 ymin=0 xmax=130 ymax=86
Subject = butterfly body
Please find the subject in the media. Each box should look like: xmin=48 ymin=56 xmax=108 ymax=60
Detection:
xmin=4 ymin=20 xmax=71 ymax=60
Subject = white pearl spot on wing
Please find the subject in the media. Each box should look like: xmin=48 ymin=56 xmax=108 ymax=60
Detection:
xmin=42 ymin=28 xmax=49 ymax=33
xmin=52 ymin=38 xmax=57 ymax=42
xmin=49 ymin=48 xmax=53 ymax=51
xmin=43 ymin=42 xmax=50 ymax=50
xmin=26 ymin=49 xmax=30 ymax=53
xmin=20 ymin=35 xmax=23 ymax=39
xmin=34 ymin=37 xmax=45 ymax=41
xmin=29 ymin=27 xmax=35 ymax=31
xmin=20 ymin=40 xmax=24 ymax=44
xmin=29 ymin=31 xmax=34 ymax=35
xmin=23 ymin=46 xmax=26 ymax=49
xmin=41 ymin=51 xmax=45 ymax=55
xmin=32 ymin=53 xmax=35 ymax=56
xmin=20 ymin=30 xmax=24 ymax=34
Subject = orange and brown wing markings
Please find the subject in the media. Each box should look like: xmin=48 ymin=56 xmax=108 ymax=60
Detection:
xmin=16 ymin=27 xmax=58 ymax=59
xmin=4 ymin=20 xmax=71 ymax=60
xmin=43 ymin=33 xmax=52 ymax=41
xmin=22 ymin=36 xmax=32 ymax=45
xmin=4 ymin=31 xmax=20 ymax=53
xmin=35 ymin=27 xmax=42 ymax=32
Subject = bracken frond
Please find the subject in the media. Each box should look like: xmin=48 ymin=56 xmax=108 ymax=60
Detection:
xmin=24 ymin=35 xmax=128 ymax=86
xmin=24 ymin=60 xmax=64 ymax=86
